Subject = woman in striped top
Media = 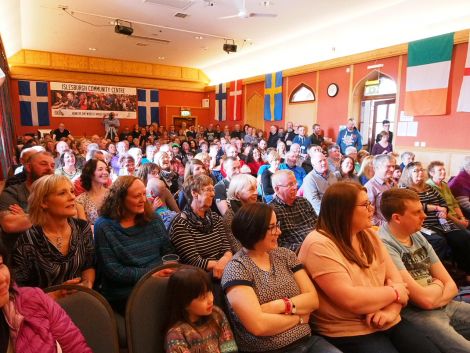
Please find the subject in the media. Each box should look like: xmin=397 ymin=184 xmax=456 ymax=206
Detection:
xmin=12 ymin=175 xmax=95 ymax=289
xmin=169 ymin=174 xmax=232 ymax=279
xmin=401 ymin=162 xmax=470 ymax=281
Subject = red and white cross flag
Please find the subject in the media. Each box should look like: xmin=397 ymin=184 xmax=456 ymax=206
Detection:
xmin=228 ymin=80 xmax=243 ymax=121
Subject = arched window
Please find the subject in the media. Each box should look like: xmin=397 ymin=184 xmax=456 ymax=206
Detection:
xmin=289 ymin=84 xmax=315 ymax=103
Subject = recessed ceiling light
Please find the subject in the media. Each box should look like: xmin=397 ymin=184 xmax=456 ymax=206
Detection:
xmin=157 ymin=56 xmax=165 ymax=60
xmin=194 ymin=36 xmax=203 ymax=40
xmin=88 ymin=47 xmax=97 ymax=51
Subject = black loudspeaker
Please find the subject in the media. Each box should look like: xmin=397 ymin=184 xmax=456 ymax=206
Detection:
xmin=115 ymin=25 xmax=134 ymax=36
xmin=223 ymin=43 xmax=237 ymax=53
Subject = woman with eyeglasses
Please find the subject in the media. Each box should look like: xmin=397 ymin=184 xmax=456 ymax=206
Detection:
xmin=169 ymin=174 xmax=232 ymax=279
xmin=401 ymin=162 xmax=470 ymax=282
xmin=298 ymin=182 xmax=440 ymax=353
xmin=221 ymin=202 xmax=340 ymax=353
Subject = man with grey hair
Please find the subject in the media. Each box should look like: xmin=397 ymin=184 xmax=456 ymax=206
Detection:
xmin=400 ymin=151 xmax=415 ymax=171
xmin=302 ymin=151 xmax=338 ymax=215
xmin=449 ymin=156 xmax=470 ymax=219
xmin=279 ymin=150 xmax=306 ymax=188
xmin=271 ymin=170 xmax=317 ymax=252
xmin=365 ymin=154 xmax=396 ymax=225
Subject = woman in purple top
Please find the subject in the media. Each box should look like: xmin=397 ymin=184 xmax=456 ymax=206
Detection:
xmin=371 ymin=131 xmax=393 ymax=156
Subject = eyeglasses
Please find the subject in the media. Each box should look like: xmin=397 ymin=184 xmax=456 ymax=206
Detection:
xmin=356 ymin=200 xmax=373 ymax=210
xmin=277 ymin=182 xmax=297 ymax=189
xmin=267 ymin=221 xmax=281 ymax=235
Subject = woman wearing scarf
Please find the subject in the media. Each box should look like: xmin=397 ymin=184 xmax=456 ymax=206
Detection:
xmin=169 ymin=174 xmax=232 ymax=279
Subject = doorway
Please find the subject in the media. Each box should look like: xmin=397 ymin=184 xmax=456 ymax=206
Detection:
xmin=354 ymin=73 xmax=397 ymax=150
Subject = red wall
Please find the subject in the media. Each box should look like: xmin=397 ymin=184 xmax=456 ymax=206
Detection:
xmin=316 ymin=66 xmax=351 ymax=139
xmin=9 ymin=41 xmax=470 ymax=150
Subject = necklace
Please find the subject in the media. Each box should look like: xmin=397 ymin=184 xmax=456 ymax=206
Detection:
xmin=55 ymin=236 xmax=64 ymax=250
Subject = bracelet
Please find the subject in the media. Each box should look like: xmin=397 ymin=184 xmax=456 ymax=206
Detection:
xmin=282 ymin=297 xmax=292 ymax=315
xmin=390 ymin=286 xmax=400 ymax=303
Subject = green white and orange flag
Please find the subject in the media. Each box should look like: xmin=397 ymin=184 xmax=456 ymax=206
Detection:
xmin=404 ymin=33 xmax=454 ymax=116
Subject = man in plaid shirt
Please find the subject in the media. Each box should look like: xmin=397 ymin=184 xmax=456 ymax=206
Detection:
xmin=271 ymin=170 xmax=317 ymax=252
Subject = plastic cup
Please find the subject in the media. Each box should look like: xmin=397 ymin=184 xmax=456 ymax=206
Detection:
xmin=162 ymin=254 xmax=180 ymax=264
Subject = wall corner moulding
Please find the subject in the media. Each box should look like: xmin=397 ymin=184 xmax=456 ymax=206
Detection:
xmin=7 ymin=49 xmax=210 ymax=90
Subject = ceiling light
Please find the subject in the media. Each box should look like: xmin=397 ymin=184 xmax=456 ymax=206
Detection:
xmin=157 ymin=56 xmax=165 ymax=60
xmin=195 ymin=36 xmax=203 ymax=40
xmin=88 ymin=47 xmax=97 ymax=51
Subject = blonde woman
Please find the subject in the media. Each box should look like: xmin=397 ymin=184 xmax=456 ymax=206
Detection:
xmin=358 ymin=155 xmax=375 ymax=185
xmin=12 ymin=175 xmax=95 ymax=289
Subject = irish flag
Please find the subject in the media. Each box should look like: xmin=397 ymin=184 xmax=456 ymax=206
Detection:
xmin=457 ymin=34 xmax=470 ymax=112
xmin=404 ymin=33 xmax=454 ymax=116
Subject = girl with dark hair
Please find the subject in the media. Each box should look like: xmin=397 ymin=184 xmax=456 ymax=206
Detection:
xmin=221 ymin=203 xmax=341 ymax=353
xmin=0 ymin=243 xmax=92 ymax=353
xmin=246 ymin=147 xmax=265 ymax=177
xmin=94 ymin=176 xmax=174 ymax=313
xmin=298 ymin=182 xmax=440 ymax=353
xmin=55 ymin=150 xmax=81 ymax=180
xmin=164 ymin=267 xmax=237 ymax=353
xmin=76 ymin=159 xmax=110 ymax=224
xmin=338 ymin=155 xmax=359 ymax=183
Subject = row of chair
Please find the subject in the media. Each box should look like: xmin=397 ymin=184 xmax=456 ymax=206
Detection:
xmin=45 ymin=263 xmax=180 ymax=353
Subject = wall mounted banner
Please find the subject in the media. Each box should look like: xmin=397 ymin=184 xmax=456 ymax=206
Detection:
xmin=50 ymin=82 xmax=137 ymax=119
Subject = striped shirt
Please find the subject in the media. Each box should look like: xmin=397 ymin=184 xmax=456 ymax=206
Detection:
xmin=12 ymin=218 xmax=95 ymax=288
xmin=169 ymin=210 xmax=231 ymax=269
xmin=408 ymin=185 xmax=458 ymax=232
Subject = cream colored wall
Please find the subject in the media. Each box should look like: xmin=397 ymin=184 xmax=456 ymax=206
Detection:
xmin=285 ymin=102 xmax=316 ymax=133
xmin=395 ymin=146 xmax=470 ymax=178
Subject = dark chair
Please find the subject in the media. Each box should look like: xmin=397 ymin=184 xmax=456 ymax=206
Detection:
xmin=44 ymin=284 xmax=120 ymax=353
xmin=125 ymin=263 xmax=180 ymax=353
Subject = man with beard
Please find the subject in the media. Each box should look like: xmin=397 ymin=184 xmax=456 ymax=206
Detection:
xmin=0 ymin=151 xmax=55 ymax=252
xmin=284 ymin=121 xmax=297 ymax=150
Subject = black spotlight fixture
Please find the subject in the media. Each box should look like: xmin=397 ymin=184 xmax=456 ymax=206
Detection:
xmin=115 ymin=19 xmax=134 ymax=36
xmin=223 ymin=39 xmax=237 ymax=54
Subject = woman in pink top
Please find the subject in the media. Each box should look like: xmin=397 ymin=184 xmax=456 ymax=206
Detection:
xmin=0 ymin=244 xmax=91 ymax=353
xmin=298 ymin=182 xmax=440 ymax=353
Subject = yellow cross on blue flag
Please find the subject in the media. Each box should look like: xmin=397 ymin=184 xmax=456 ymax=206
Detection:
xmin=264 ymin=71 xmax=283 ymax=121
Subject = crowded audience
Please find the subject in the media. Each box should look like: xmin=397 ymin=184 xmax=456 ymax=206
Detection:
xmin=2 ymin=119 xmax=470 ymax=353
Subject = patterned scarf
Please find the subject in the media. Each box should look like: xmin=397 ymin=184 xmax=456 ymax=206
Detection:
xmin=183 ymin=205 xmax=214 ymax=233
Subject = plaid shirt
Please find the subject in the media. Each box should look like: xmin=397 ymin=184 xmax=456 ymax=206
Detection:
xmin=271 ymin=195 xmax=317 ymax=252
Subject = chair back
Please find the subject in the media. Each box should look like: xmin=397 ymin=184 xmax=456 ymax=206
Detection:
xmin=126 ymin=263 xmax=180 ymax=353
xmin=44 ymin=284 xmax=120 ymax=353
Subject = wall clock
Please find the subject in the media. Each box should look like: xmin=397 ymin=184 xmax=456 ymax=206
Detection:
xmin=327 ymin=83 xmax=339 ymax=97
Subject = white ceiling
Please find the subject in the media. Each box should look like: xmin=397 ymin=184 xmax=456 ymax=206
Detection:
xmin=1 ymin=0 xmax=470 ymax=84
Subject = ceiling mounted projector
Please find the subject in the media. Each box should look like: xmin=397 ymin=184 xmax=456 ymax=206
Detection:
xmin=115 ymin=20 xmax=134 ymax=36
